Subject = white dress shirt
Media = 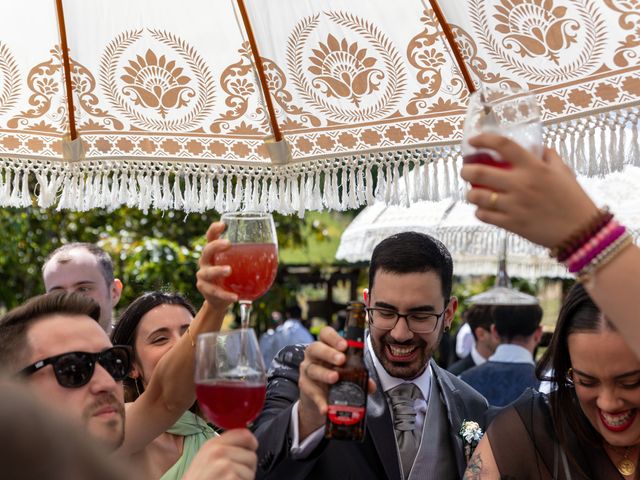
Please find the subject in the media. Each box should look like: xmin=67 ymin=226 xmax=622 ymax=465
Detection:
xmin=470 ymin=345 xmax=487 ymax=367
xmin=290 ymin=335 xmax=432 ymax=458
xmin=488 ymin=343 xmax=535 ymax=365
xmin=455 ymin=322 xmax=475 ymax=358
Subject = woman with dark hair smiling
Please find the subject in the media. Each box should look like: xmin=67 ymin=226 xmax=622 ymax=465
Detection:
xmin=464 ymin=283 xmax=640 ymax=479
xmin=112 ymin=292 xmax=217 ymax=480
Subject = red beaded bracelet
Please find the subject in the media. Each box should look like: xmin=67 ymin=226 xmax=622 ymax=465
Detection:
xmin=551 ymin=208 xmax=613 ymax=262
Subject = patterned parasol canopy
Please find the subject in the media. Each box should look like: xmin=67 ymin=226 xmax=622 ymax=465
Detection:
xmin=336 ymin=165 xmax=640 ymax=279
xmin=0 ymin=0 xmax=638 ymax=214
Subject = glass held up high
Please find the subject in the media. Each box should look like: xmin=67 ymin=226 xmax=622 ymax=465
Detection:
xmin=462 ymin=85 xmax=543 ymax=303
xmin=462 ymin=85 xmax=542 ymax=171
xmin=217 ymin=211 xmax=278 ymax=329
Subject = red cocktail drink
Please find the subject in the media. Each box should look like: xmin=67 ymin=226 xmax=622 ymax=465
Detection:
xmin=463 ymin=151 xmax=511 ymax=189
xmin=196 ymin=380 xmax=266 ymax=429
xmin=216 ymin=243 xmax=278 ymax=301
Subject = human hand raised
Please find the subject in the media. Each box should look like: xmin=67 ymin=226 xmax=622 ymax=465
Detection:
xmin=182 ymin=429 xmax=258 ymax=480
xmin=297 ymin=326 xmax=376 ymax=441
xmin=461 ymin=134 xmax=599 ymax=249
xmin=196 ymin=222 xmax=238 ymax=310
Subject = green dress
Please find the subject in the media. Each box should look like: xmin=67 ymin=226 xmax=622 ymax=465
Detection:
xmin=160 ymin=411 xmax=217 ymax=480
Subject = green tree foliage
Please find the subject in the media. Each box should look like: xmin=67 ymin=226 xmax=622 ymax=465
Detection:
xmin=0 ymin=206 xmax=332 ymax=332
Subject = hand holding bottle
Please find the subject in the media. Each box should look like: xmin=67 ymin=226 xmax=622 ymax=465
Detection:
xmin=298 ymin=326 xmax=376 ymax=441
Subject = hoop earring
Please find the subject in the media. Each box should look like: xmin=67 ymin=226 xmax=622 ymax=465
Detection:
xmin=566 ymin=368 xmax=574 ymax=386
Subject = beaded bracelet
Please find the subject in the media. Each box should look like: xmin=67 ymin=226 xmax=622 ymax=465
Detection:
xmin=550 ymin=207 xmax=613 ymax=261
xmin=567 ymin=222 xmax=624 ymax=273
xmin=577 ymin=233 xmax=633 ymax=284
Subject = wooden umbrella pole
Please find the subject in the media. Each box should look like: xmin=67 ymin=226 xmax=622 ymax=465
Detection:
xmin=427 ymin=0 xmax=476 ymax=94
xmin=236 ymin=0 xmax=283 ymax=142
xmin=55 ymin=0 xmax=78 ymax=141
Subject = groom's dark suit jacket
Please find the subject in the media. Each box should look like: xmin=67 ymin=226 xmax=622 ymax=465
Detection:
xmin=252 ymin=344 xmax=488 ymax=480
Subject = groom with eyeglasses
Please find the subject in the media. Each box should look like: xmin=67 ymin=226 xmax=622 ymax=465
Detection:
xmin=253 ymin=232 xmax=489 ymax=480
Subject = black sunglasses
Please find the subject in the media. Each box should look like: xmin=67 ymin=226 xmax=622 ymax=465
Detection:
xmin=18 ymin=346 xmax=133 ymax=389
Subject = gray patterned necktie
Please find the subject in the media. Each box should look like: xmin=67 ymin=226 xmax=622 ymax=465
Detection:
xmin=388 ymin=383 xmax=422 ymax=478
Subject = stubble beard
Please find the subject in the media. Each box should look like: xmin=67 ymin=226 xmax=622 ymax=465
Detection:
xmin=82 ymin=392 xmax=125 ymax=451
xmin=372 ymin=324 xmax=444 ymax=380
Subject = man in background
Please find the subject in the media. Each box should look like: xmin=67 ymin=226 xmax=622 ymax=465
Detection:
xmin=460 ymin=303 xmax=543 ymax=406
xmin=448 ymin=304 xmax=499 ymax=376
xmin=260 ymin=305 xmax=314 ymax=368
xmin=42 ymin=243 xmax=122 ymax=333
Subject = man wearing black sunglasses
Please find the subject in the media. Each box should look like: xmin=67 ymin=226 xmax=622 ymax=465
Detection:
xmin=0 ymin=222 xmax=259 ymax=480
xmin=1 ymin=292 xmax=128 ymax=450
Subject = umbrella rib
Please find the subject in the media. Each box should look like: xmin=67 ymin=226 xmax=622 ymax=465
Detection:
xmin=426 ymin=0 xmax=476 ymax=94
xmin=236 ymin=0 xmax=283 ymax=143
xmin=54 ymin=0 xmax=78 ymax=141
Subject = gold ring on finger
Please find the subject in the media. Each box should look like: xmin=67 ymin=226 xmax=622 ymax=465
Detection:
xmin=489 ymin=191 xmax=499 ymax=209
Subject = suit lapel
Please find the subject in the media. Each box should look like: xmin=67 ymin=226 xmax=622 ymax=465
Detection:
xmin=365 ymin=350 xmax=402 ymax=480
xmin=431 ymin=361 xmax=466 ymax=476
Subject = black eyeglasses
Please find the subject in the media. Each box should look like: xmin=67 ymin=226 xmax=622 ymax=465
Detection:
xmin=18 ymin=346 xmax=132 ymax=389
xmin=366 ymin=305 xmax=448 ymax=334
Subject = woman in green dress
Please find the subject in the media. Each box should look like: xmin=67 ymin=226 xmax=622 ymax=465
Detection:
xmin=112 ymin=292 xmax=216 ymax=480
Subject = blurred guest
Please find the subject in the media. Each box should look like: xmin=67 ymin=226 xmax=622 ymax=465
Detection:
xmin=330 ymin=309 xmax=347 ymax=337
xmin=259 ymin=310 xmax=283 ymax=367
xmin=448 ymin=305 xmax=498 ymax=376
xmin=260 ymin=304 xmax=314 ymax=368
xmin=0 ymin=380 xmax=126 ymax=480
xmin=455 ymin=321 xmax=475 ymax=360
xmin=460 ymin=303 xmax=543 ymax=407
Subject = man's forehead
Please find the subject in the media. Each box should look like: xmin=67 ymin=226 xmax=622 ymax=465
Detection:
xmin=372 ymin=269 xmax=443 ymax=288
xmin=26 ymin=314 xmax=112 ymax=361
xmin=43 ymin=250 xmax=103 ymax=285
xmin=371 ymin=270 xmax=445 ymax=303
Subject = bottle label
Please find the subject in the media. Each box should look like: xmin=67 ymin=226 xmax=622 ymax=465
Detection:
xmin=346 ymin=339 xmax=364 ymax=349
xmin=327 ymin=405 xmax=366 ymax=425
xmin=327 ymin=381 xmax=366 ymax=425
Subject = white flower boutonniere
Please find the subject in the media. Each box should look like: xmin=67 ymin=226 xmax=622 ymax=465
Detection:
xmin=459 ymin=420 xmax=484 ymax=462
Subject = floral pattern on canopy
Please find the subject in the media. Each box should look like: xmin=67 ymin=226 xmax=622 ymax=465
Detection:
xmin=0 ymin=0 xmax=638 ymax=213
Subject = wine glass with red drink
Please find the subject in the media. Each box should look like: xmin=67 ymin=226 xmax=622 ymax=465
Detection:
xmin=217 ymin=211 xmax=278 ymax=329
xmin=462 ymin=85 xmax=542 ymax=187
xmin=195 ymin=329 xmax=267 ymax=429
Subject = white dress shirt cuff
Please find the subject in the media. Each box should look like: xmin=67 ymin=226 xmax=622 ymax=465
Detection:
xmin=289 ymin=401 xmax=324 ymax=459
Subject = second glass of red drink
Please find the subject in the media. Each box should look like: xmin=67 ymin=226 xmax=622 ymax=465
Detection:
xmin=194 ymin=329 xmax=267 ymax=429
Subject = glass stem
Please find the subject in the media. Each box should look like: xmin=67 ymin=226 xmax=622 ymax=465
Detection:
xmin=239 ymin=301 xmax=252 ymax=368
xmin=239 ymin=301 xmax=252 ymax=330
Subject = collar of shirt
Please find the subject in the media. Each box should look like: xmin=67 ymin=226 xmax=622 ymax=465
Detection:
xmin=470 ymin=346 xmax=487 ymax=366
xmin=488 ymin=343 xmax=535 ymax=365
xmin=365 ymin=334 xmax=432 ymax=401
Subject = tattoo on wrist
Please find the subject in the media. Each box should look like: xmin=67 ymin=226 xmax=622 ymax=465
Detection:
xmin=464 ymin=451 xmax=483 ymax=480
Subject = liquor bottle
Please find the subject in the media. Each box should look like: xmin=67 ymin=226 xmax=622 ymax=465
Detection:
xmin=325 ymin=301 xmax=369 ymax=441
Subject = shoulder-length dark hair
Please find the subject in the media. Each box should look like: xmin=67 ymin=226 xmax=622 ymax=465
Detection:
xmin=536 ymin=283 xmax=614 ymax=449
xmin=111 ymin=291 xmax=196 ymax=402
